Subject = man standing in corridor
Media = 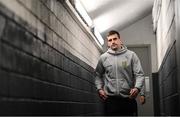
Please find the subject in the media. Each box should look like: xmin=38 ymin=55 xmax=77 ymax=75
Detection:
xmin=95 ymin=30 xmax=144 ymax=116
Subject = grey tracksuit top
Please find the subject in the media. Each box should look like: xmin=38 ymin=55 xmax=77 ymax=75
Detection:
xmin=95 ymin=46 xmax=144 ymax=98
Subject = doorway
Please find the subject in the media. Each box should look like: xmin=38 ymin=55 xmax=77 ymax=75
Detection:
xmin=128 ymin=45 xmax=154 ymax=116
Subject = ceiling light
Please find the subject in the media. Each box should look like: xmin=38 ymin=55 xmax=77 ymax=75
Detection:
xmin=94 ymin=27 xmax=104 ymax=45
xmin=75 ymin=0 xmax=93 ymax=27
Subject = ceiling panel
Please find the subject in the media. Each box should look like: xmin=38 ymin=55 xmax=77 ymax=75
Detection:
xmin=79 ymin=0 xmax=154 ymax=37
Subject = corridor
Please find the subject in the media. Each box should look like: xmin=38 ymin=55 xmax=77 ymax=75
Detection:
xmin=0 ymin=0 xmax=180 ymax=116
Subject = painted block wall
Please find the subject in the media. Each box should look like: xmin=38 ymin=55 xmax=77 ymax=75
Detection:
xmin=0 ymin=0 xmax=103 ymax=115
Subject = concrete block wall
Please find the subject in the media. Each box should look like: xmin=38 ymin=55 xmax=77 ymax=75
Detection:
xmin=153 ymin=0 xmax=176 ymax=68
xmin=153 ymin=0 xmax=179 ymax=115
xmin=175 ymin=0 xmax=180 ymax=115
xmin=158 ymin=43 xmax=178 ymax=115
xmin=0 ymin=0 xmax=103 ymax=115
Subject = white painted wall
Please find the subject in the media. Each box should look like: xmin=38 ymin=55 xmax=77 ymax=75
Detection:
xmin=152 ymin=0 xmax=175 ymax=69
xmin=119 ymin=14 xmax=157 ymax=73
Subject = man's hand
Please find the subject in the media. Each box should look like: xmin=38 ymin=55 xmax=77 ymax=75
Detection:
xmin=98 ymin=89 xmax=108 ymax=101
xmin=129 ymin=87 xmax=139 ymax=99
xmin=139 ymin=95 xmax=145 ymax=105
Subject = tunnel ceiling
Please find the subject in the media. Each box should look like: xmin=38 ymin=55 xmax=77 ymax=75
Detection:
xmin=79 ymin=0 xmax=154 ymax=38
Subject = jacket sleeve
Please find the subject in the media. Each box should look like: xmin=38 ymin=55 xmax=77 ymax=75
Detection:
xmin=140 ymin=75 xmax=145 ymax=96
xmin=132 ymin=52 xmax=145 ymax=90
xmin=94 ymin=57 xmax=105 ymax=90
xmin=140 ymin=85 xmax=145 ymax=96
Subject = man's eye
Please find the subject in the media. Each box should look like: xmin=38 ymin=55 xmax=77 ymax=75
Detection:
xmin=113 ymin=38 xmax=117 ymax=40
xmin=108 ymin=39 xmax=112 ymax=42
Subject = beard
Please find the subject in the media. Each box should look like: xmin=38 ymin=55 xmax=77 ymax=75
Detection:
xmin=111 ymin=44 xmax=118 ymax=50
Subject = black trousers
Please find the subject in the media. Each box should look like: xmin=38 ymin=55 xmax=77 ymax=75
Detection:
xmin=104 ymin=96 xmax=137 ymax=116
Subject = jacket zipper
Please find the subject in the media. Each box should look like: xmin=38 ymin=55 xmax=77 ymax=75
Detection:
xmin=115 ymin=55 xmax=119 ymax=94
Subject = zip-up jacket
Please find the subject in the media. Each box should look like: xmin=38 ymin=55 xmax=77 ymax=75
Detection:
xmin=95 ymin=46 xmax=144 ymax=98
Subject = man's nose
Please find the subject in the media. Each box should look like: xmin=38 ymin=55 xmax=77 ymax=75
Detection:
xmin=112 ymin=40 xmax=116 ymax=43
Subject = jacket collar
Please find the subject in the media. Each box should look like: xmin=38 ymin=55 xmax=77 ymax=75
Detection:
xmin=107 ymin=45 xmax=127 ymax=55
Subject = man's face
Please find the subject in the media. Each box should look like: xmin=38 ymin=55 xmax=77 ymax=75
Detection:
xmin=107 ymin=34 xmax=123 ymax=50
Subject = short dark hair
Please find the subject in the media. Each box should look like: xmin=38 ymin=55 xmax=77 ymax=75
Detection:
xmin=107 ymin=30 xmax=120 ymax=38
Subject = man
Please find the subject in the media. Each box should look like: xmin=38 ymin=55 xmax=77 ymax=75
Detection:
xmin=95 ymin=30 xmax=144 ymax=116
